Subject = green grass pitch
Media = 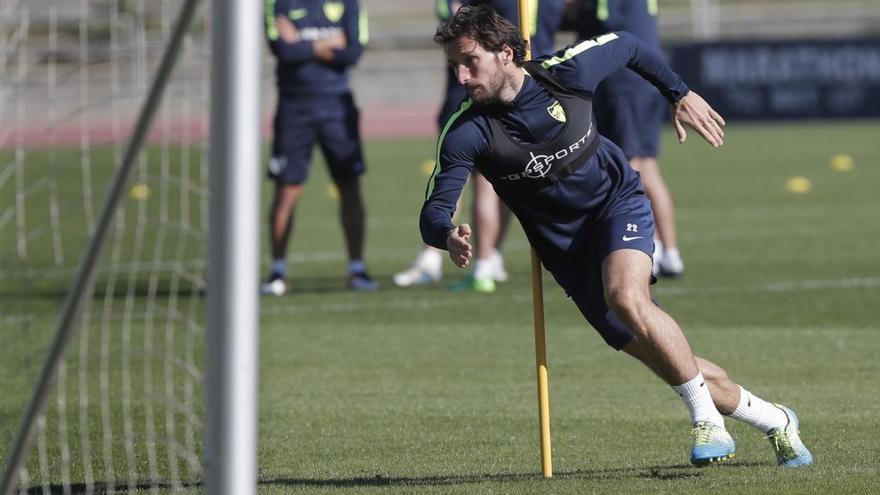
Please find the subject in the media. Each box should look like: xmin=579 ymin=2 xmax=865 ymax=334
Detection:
xmin=2 ymin=121 xmax=879 ymax=493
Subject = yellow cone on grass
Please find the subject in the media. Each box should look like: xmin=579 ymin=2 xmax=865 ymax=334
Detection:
xmin=830 ymin=154 xmax=854 ymax=172
xmin=785 ymin=176 xmax=812 ymax=194
xmin=421 ymin=159 xmax=436 ymax=176
xmin=129 ymin=183 xmax=151 ymax=200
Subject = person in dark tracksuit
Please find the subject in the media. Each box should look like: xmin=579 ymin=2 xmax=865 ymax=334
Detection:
xmin=393 ymin=0 xmax=565 ymax=292
xmin=422 ymin=5 xmax=813 ymax=468
xmin=262 ymin=0 xmax=378 ymax=296
xmin=578 ymin=0 xmax=685 ymax=277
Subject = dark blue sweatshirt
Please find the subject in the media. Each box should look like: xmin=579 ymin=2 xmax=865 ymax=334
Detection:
xmin=265 ymin=0 xmax=366 ymax=97
xmin=419 ymin=32 xmax=688 ymax=287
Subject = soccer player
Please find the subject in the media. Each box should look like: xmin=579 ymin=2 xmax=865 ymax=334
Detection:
xmin=577 ymin=0 xmax=685 ymax=277
xmin=421 ymin=5 xmax=813 ymax=467
xmin=261 ymin=0 xmax=379 ymax=296
xmin=394 ymin=0 xmax=564 ymax=292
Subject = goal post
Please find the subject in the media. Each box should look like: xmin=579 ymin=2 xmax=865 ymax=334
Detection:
xmin=204 ymin=0 xmax=262 ymax=493
xmin=0 ymin=0 xmax=263 ymax=492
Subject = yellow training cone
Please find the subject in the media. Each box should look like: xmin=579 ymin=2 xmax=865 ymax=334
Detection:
xmin=421 ymin=159 xmax=436 ymax=177
xmin=129 ymin=183 xmax=151 ymax=200
xmin=785 ymin=176 xmax=812 ymax=194
xmin=830 ymin=154 xmax=854 ymax=172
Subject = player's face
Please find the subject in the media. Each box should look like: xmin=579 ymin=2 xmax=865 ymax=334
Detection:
xmin=446 ymin=36 xmax=507 ymax=105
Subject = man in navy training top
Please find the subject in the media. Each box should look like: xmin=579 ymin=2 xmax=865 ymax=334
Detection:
xmin=578 ymin=0 xmax=685 ymax=277
xmin=262 ymin=0 xmax=378 ymax=296
xmin=394 ymin=0 xmax=564 ymax=293
xmin=421 ymin=5 xmax=813 ymax=467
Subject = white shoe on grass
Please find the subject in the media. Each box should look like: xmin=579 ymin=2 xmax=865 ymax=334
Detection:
xmin=393 ymin=250 xmax=442 ymax=287
xmin=489 ymin=250 xmax=508 ymax=282
xmin=260 ymin=273 xmax=287 ymax=296
xmin=766 ymin=405 xmax=813 ymax=467
xmin=690 ymin=421 xmax=736 ymax=466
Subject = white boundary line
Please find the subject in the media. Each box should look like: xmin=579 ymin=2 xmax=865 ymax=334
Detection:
xmin=259 ymin=276 xmax=880 ymax=316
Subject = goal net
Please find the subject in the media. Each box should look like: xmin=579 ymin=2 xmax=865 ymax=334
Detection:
xmin=1 ymin=0 xmax=213 ymax=492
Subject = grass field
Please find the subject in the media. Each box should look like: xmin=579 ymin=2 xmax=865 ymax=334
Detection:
xmin=2 ymin=120 xmax=879 ymax=493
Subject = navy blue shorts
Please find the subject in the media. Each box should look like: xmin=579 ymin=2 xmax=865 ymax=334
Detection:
xmin=566 ymin=194 xmax=656 ymax=350
xmin=269 ymin=93 xmax=365 ymax=185
xmin=593 ymin=84 xmax=666 ymax=159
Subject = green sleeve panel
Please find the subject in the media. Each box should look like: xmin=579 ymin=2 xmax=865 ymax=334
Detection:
xmin=425 ymin=99 xmax=474 ymax=199
xmin=265 ymin=0 xmax=279 ymax=40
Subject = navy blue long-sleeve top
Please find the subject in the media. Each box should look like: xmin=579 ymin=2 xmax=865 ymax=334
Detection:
xmin=265 ymin=0 xmax=367 ymax=97
xmin=419 ymin=32 xmax=688 ymax=288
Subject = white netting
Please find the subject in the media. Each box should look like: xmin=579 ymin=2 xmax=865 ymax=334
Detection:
xmin=0 ymin=0 xmax=209 ymax=492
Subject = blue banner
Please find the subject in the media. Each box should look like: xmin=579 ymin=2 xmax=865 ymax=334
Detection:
xmin=669 ymin=39 xmax=880 ymax=120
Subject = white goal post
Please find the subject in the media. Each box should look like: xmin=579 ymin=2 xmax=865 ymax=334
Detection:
xmin=0 ymin=0 xmax=262 ymax=493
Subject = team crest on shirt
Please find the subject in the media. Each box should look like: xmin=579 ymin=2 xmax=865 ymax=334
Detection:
xmin=546 ymin=100 xmax=566 ymax=122
xmin=323 ymin=1 xmax=345 ymax=22
xmin=288 ymin=8 xmax=308 ymax=20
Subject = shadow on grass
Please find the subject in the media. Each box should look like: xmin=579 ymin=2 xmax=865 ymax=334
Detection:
xmin=23 ymin=461 xmax=767 ymax=493
xmin=261 ymin=461 xmax=766 ymax=488
xmin=25 ymin=479 xmax=202 ymax=494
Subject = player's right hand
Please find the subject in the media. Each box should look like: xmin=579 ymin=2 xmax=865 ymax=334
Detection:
xmin=313 ymin=34 xmax=347 ymax=62
xmin=447 ymin=224 xmax=472 ymax=268
xmin=672 ymin=91 xmax=726 ymax=147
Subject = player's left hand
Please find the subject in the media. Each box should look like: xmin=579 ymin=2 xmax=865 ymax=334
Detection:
xmin=672 ymin=91 xmax=726 ymax=147
xmin=276 ymin=16 xmax=300 ymax=43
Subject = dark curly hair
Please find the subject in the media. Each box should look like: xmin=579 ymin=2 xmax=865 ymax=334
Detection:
xmin=433 ymin=5 xmax=527 ymax=66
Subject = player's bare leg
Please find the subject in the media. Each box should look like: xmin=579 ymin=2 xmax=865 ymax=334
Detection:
xmin=337 ymin=176 xmax=378 ymax=290
xmin=603 ymin=248 xmax=733 ymax=465
xmin=262 ymin=183 xmax=305 ymax=295
xmin=604 ymin=249 xmax=812 ymax=466
xmin=469 ymin=172 xmax=502 ymax=292
xmin=492 ymin=202 xmax=513 ymax=282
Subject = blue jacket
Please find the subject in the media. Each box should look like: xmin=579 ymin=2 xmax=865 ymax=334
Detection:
xmin=265 ymin=0 xmax=367 ymax=97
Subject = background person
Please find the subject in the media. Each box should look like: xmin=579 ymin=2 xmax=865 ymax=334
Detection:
xmin=262 ymin=0 xmax=379 ymax=296
xmin=576 ymin=0 xmax=685 ymax=276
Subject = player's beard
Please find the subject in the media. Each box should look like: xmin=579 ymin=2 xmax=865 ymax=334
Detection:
xmin=468 ymin=57 xmax=508 ymax=106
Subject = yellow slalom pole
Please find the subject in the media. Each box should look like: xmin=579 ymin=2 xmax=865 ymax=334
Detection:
xmin=517 ymin=0 xmax=552 ymax=479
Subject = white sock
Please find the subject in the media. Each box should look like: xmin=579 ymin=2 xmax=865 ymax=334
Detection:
xmin=473 ymin=258 xmax=493 ymax=280
xmin=673 ymin=373 xmax=725 ymax=428
xmin=727 ymin=386 xmax=788 ymax=433
xmin=271 ymin=259 xmax=286 ymax=277
xmin=490 ymin=249 xmax=503 ymax=263
xmin=348 ymin=259 xmax=366 ymax=274
xmin=664 ymin=247 xmax=682 ymax=264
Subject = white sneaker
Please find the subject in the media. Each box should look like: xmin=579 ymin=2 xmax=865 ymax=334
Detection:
xmin=260 ymin=273 xmax=287 ymax=296
xmin=393 ymin=249 xmax=442 ymax=287
xmin=659 ymin=251 xmax=685 ymax=278
xmin=489 ymin=250 xmax=508 ymax=282
xmin=766 ymin=405 xmax=813 ymax=467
